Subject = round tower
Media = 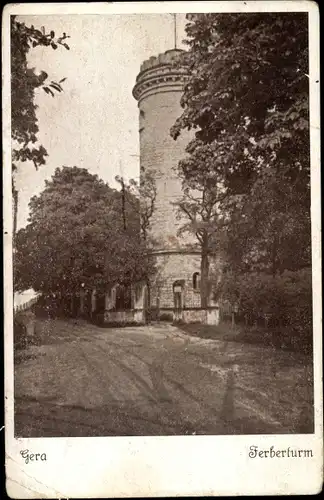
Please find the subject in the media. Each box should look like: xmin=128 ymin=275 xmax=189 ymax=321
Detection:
xmin=133 ymin=49 xmax=202 ymax=318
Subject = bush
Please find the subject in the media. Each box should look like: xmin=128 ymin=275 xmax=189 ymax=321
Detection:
xmin=218 ymin=268 xmax=312 ymax=348
xmin=14 ymin=310 xmax=36 ymax=350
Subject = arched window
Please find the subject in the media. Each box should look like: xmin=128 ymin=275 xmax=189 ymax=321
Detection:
xmin=193 ymin=272 xmax=200 ymax=290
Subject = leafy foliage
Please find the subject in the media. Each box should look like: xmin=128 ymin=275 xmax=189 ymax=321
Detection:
xmin=11 ymin=16 xmax=69 ymax=234
xmin=172 ymin=13 xmax=310 ymax=291
xmin=14 ymin=167 xmax=153 ymax=295
xmin=116 ymin=171 xmax=157 ymax=242
xmin=222 ymin=164 xmax=311 ymax=276
xmin=11 ymin=16 xmax=70 ymax=172
xmin=172 ymin=13 xmax=309 ymax=185
xmin=217 ymin=268 xmax=312 ymax=337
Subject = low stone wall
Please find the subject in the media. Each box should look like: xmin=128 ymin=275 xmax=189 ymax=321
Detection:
xmin=102 ymin=307 xmax=219 ymax=326
xmin=103 ymin=309 xmax=145 ymax=326
xmin=176 ymin=307 xmax=220 ymax=326
xmin=182 ymin=309 xmax=206 ymax=324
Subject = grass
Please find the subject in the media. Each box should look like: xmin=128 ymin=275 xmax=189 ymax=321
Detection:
xmin=177 ymin=321 xmax=312 ymax=355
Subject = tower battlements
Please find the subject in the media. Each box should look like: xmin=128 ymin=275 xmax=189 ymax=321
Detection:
xmin=138 ymin=48 xmax=183 ymax=73
xmin=132 ymin=49 xmax=189 ymax=103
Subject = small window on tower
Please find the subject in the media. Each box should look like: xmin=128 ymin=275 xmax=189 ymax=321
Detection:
xmin=139 ymin=110 xmax=145 ymax=133
xmin=193 ymin=272 xmax=200 ymax=290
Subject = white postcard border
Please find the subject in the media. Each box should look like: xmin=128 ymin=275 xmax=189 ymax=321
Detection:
xmin=3 ymin=2 xmax=322 ymax=497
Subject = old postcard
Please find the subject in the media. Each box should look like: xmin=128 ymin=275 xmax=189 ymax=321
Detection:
xmin=2 ymin=1 xmax=322 ymax=497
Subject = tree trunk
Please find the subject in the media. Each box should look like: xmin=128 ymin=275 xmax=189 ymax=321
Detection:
xmin=200 ymin=244 xmax=210 ymax=309
xmin=271 ymin=231 xmax=280 ymax=277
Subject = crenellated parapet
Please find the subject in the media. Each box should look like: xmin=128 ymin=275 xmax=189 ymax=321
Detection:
xmin=132 ymin=49 xmax=189 ymax=103
xmin=138 ymin=48 xmax=184 ymax=73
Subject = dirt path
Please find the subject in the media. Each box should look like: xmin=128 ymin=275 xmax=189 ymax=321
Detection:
xmin=14 ymin=319 xmax=313 ymax=437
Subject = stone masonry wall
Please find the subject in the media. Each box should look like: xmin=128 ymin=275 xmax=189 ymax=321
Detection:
xmin=150 ymin=252 xmax=220 ymax=310
xmin=150 ymin=252 xmax=201 ymax=309
xmin=139 ymin=87 xmax=194 ymax=251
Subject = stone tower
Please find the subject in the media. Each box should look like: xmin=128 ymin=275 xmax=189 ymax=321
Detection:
xmin=133 ymin=49 xmax=206 ymax=320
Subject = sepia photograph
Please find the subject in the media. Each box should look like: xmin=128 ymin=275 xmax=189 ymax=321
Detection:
xmin=3 ymin=1 xmax=322 ymax=497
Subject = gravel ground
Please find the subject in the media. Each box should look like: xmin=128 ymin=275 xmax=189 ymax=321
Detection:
xmin=14 ymin=318 xmax=314 ymax=437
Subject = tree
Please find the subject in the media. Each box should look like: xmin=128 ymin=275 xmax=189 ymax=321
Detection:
xmin=216 ymin=268 xmax=312 ymax=350
xmin=11 ymin=16 xmax=70 ymax=235
xmin=116 ymin=171 xmax=157 ymax=242
xmin=14 ymin=167 xmax=153 ymax=301
xmin=115 ymin=172 xmax=157 ymax=315
xmin=223 ymin=165 xmax=311 ymax=277
xmin=172 ymin=13 xmax=309 ymax=186
xmin=171 ymin=13 xmax=310 ymax=285
xmin=174 ymin=143 xmax=226 ymax=307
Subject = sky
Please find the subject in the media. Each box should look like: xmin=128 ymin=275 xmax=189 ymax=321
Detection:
xmin=15 ymin=14 xmax=188 ymax=229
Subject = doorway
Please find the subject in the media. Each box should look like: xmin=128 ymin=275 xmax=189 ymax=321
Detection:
xmin=173 ymin=280 xmax=184 ymax=322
